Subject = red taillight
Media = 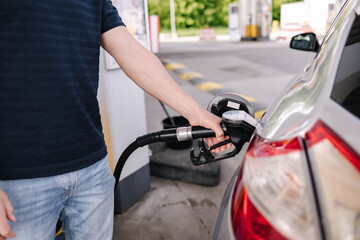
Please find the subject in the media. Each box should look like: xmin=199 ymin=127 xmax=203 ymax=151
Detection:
xmin=305 ymin=120 xmax=360 ymax=171
xmin=231 ymin=182 xmax=287 ymax=240
xmin=231 ymin=137 xmax=302 ymax=239
xmin=230 ymin=120 xmax=360 ymax=240
xmin=305 ymin=120 xmax=360 ymax=239
xmin=231 ymin=135 xmax=321 ymax=240
xmin=247 ymin=136 xmax=301 ymax=157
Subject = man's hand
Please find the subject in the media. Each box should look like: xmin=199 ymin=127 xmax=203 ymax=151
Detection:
xmin=187 ymin=108 xmax=232 ymax=153
xmin=0 ymin=190 xmax=16 ymax=239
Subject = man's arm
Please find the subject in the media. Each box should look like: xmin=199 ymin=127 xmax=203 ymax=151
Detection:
xmin=0 ymin=190 xmax=16 ymax=239
xmin=101 ymin=26 xmax=230 ymax=152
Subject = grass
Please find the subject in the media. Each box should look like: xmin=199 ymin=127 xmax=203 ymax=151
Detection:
xmin=160 ymin=26 xmax=229 ymax=37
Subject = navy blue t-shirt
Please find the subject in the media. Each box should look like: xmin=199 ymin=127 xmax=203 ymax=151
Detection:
xmin=0 ymin=0 xmax=125 ymax=180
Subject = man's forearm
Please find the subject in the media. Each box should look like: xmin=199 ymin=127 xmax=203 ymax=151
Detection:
xmin=100 ymin=26 xmax=228 ymax=146
xmin=101 ymin=26 xmax=205 ymax=124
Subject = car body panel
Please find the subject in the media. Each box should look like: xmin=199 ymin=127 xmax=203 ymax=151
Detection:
xmin=211 ymin=166 xmax=237 ymax=240
xmin=260 ymin=0 xmax=358 ymax=151
xmin=212 ymin=0 xmax=360 ymax=239
xmin=277 ymin=23 xmax=314 ymax=40
xmin=321 ymin=99 xmax=360 ymax=154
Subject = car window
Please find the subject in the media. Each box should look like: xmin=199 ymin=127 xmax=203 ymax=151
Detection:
xmin=331 ymin=14 xmax=360 ymax=118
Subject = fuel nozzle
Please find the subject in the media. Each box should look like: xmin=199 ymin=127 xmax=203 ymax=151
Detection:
xmin=190 ymin=110 xmax=258 ymax=166
xmin=114 ymin=93 xmax=260 ymax=193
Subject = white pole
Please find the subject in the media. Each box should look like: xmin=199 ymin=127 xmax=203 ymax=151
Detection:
xmin=170 ymin=0 xmax=177 ymax=38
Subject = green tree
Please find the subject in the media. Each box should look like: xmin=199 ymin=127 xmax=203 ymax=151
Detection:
xmin=148 ymin=0 xmax=234 ymax=29
xmin=148 ymin=0 xmax=304 ymax=29
xmin=148 ymin=0 xmax=171 ymax=28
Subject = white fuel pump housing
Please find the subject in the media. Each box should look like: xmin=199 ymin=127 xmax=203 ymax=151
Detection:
xmin=98 ymin=0 xmax=151 ymax=214
xmin=229 ymin=3 xmax=241 ymax=42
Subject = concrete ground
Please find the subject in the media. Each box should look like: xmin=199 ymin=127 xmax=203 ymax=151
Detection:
xmin=113 ymin=79 xmax=244 ymax=240
xmin=112 ymin=37 xmax=315 ymax=240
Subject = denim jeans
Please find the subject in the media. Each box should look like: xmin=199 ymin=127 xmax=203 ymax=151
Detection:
xmin=0 ymin=157 xmax=115 ymax=240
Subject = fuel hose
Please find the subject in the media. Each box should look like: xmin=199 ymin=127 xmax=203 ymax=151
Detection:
xmin=113 ymin=126 xmax=224 ymax=193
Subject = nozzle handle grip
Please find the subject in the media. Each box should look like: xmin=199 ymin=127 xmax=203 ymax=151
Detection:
xmin=191 ymin=126 xmax=216 ymax=139
xmin=191 ymin=124 xmax=228 ymax=139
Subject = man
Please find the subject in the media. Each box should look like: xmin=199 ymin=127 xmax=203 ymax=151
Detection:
xmin=0 ymin=1 xmax=228 ymax=239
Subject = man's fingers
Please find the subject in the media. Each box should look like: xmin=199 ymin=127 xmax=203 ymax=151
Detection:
xmin=220 ymin=145 xmax=226 ymax=152
xmin=206 ymin=138 xmax=213 ymax=148
xmin=0 ymin=229 xmax=15 ymax=239
xmin=0 ymin=227 xmax=15 ymax=239
xmin=207 ymin=135 xmax=233 ymax=153
xmin=0 ymin=207 xmax=16 ymax=239
xmin=215 ymin=129 xmax=224 ymax=141
xmin=0 ymin=191 xmax=16 ymax=239
xmin=1 ymin=196 xmax=15 ymax=223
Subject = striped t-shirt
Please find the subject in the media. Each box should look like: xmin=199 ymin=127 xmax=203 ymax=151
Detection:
xmin=0 ymin=0 xmax=125 ymax=180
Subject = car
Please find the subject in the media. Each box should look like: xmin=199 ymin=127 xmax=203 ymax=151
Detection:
xmin=276 ymin=22 xmax=314 ymax=40
xmin=212 ymin=0 xmax=360 ymax=239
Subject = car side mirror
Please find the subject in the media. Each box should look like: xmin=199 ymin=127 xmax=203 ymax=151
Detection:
xmin=290 ymin=33 xmax=319 ymax=52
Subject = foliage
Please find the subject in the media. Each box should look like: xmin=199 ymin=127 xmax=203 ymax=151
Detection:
xmin=160 ymin=26 xmax=229 ymax=36
xmin=147 ymin=0 xmax=171 ymax=29
xmin=272 ymin=0 xmax=303 ymax=22
xmin=148 ymin=0 xmax=234 ymax=29
xmin=148 ymin=0 xmax=304 ymax=30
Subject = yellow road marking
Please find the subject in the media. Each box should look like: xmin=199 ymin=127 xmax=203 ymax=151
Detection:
xmin=237 ymin=94 xmax=257 ymax=103
xmin=255 ymin=110 xmax=266 ymax=119
xmin=178 ymin=72 xmax=204 ymax=81
xmin=196 ymin=82 xmax=225 ymax=92
xmin=163 ymin=60 xmax=263 ymax=110
xmin=164 ymin=63 xmax=187 ymax=71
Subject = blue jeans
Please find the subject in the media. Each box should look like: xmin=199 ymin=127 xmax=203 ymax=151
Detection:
xmin=0 ymin=157 xmax=115 ymax=240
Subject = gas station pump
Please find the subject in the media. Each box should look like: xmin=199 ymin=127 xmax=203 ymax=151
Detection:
xmin=259 ymin=0 xmax=272 ymax=39
xmin=229 ymin=3 xmax=241 ymax=42
xmin=98 ymin=0 xmax=151 ymax=214
xmin=238 ymin=0 xmax=257 ymax=40
xmin=238 ymin=0 xmax=272 ymax=40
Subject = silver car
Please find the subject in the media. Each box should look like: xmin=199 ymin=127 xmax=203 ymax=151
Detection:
xmin=212 ymin=0 xmax=360 ymax=239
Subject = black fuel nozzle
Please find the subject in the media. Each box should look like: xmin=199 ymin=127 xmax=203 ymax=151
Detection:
xmin=190 ymin=110 xmax=258 ymax=166
xmin=134 ymin=123 xmax=226 ymax=147
xmin=114 ymin=94 xmax=259 ymax=194
xmin=148 ymin=110 xmax=258 ymax=166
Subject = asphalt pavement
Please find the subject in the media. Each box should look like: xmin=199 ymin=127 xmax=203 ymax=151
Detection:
xmin=112 ymin=71 xmax=243 ymax=240
xmin=112 ymin=36 xmax=315 ymax=240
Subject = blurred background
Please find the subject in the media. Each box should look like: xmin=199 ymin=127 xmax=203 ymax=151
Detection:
xmin=147 ymin=0 xmax=345 ymax=42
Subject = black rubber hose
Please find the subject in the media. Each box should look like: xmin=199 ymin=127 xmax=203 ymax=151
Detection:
xmin=114 ymin=130 xmax=167 ymax=193
xmin=113 ymin=140 xmax=139 ymax=194
xmin=113 ymin=127 xmax=218 ymax=193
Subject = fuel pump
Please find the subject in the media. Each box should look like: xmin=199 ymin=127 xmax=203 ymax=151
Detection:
xmin=238 ymin=0 xmax=272 ymax=40
xmin=229 ymin=3 xmax=241 ymax=42
xmin=113 ymin=93 xmax=261 ymax=193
